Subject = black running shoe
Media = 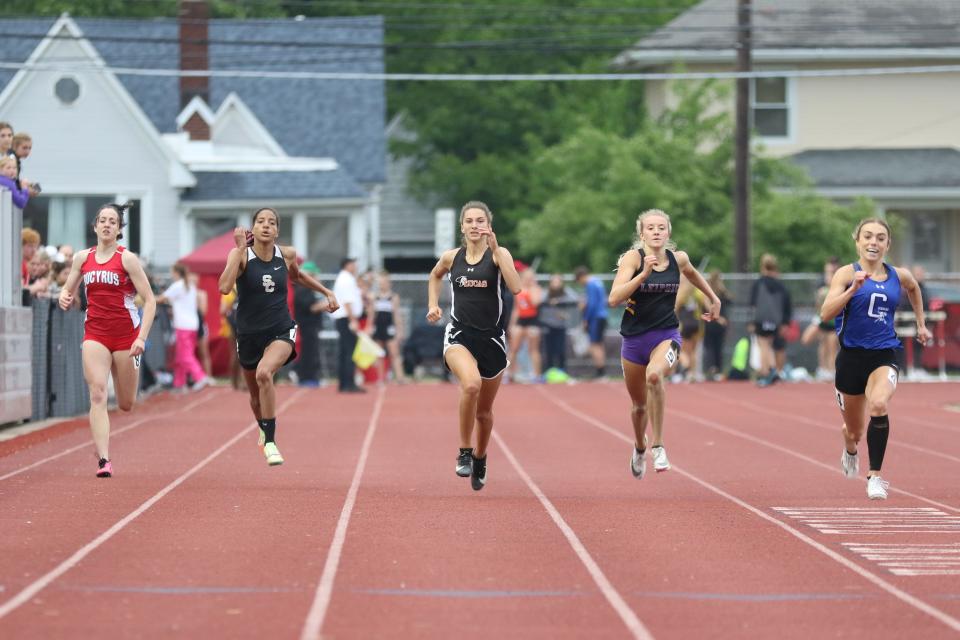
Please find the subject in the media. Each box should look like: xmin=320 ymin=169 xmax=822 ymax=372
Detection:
xmin=470 ymin=454 xmax=487 ymax=491
xmin=456 ymin=448 xmax=473 ymax=477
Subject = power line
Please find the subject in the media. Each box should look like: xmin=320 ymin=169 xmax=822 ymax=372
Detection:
xmin=5 ymin=59 xmax=960 ymax=81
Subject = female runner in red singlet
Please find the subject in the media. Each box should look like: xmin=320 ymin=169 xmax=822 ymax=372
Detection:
xmin=59 ymin=203 xmax=156 ymax=478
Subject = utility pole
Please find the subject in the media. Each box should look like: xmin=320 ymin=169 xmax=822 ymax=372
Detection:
xmin=734 ymin=0 xmax=752 ymax=272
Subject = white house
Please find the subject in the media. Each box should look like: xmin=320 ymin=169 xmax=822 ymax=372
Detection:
xmin=0 ymin=8 xmax=386 ymax=272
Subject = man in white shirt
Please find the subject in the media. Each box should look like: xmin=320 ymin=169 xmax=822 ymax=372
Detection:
xmin=331 ymin=257 xmax=365 ymax=393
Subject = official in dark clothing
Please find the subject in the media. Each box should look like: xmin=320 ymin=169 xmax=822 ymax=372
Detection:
xmin=294 ymin=261 xmax=329 ymax=387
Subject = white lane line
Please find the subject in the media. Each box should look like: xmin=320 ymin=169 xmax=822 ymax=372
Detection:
xmin=0 ymin=389 xmax=227 ymax=482
xmin=541 ymin=390 xmax=960 ymax=634
xmin=493 ymin=431 xmax=655 ymax=640
xmin=689 ymin=386 xmax=960 ymax=464
xmin=0 ymin=389 xmax=305 ymax=621
xmin=300 ymin=386 xmax=385 ymax=640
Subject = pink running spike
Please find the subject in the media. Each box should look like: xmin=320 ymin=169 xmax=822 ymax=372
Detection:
xmin=96 ymin=460 xmax=113 ymax=478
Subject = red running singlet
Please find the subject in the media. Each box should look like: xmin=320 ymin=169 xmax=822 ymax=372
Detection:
xmin=81 ymin=246 xmax=141 ymax=352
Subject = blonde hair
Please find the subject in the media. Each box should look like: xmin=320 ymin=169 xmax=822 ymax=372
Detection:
xmin=759 ymin=253 xmax=778 ymax=274
xmin=11 ymin=132 xmax=30 ymax=147
xmin=853 ymin=217 xmax=892 ymax=245
xmin=0 ymin=156 xmax=15 ymax=169
xmin=618 ymin=209 xmax=677 ymax=266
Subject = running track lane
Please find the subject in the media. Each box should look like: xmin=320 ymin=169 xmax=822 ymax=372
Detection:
xmin=317 ymin=384 xmax=654 ymax=639
xmin=0 ymin=386 xmax=362 ymax=638
xmin=536 ymin=381 xmax=960 ymax=638
xmin=0 ymin=389 xmax=228 ymax=481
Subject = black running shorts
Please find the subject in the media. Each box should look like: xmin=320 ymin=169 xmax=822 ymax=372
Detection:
xmin=834 ymin=346 xmax=900 ymax=396
xmin=443 ymin=323 xmax=508 ymax=379
xmin=237 ymin=325 xmax=298 ymax=371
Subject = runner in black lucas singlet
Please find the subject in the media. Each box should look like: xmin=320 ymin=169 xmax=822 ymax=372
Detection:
xmin=219 ymin=207 xmax=339 ymax=467
xmin=427 ymin=201 xmax=522 ymax=491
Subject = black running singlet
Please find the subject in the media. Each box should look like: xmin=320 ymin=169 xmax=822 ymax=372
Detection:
xmin=448 ymin=247 xmax=503 ymax=335
xmin=620 ymin=249 xmax=681 ymax=336
xmin=373 ymin=294 xmax=394 ymax=334
xmin=235 ymin=245 xmax=294 ymax=336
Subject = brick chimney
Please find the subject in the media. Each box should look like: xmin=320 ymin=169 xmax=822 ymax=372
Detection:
xmin=179 ymin=0 xmax=209 ymax=115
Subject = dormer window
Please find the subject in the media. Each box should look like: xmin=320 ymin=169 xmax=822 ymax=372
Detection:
xmin=751 ymin=76 xmax=792 ymax=140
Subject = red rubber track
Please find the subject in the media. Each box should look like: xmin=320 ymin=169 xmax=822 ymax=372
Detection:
xmin=0 ymin=380 xmax=958 ymax=639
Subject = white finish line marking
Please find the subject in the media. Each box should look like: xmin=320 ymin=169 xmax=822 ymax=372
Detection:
xmin=844 ymin=543 xmax=960 ymax=576
xmin=773 ymin=508 xmax=960 ymax=535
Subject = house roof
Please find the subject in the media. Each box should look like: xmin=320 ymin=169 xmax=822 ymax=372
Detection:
xmin=0 ymin=16 xmax=386 ymax=184
xmin=182 ymin=169 xmax=365 ymax=202
xmin=615 ymin=0 xmax=960 ymax=67
xmin=787 ymin=148 xmax=960 ymax=190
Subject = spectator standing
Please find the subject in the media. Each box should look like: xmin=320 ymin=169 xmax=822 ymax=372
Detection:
xmin=0 ymin=121 xmax=13 ymax=157
xmin=11 ymin=132 xmax=37 ymax=196
xmin=25 ymin=250 xmax=53 ymax=300
xmin=331 ymin=257 xmax=365 ymax=393
xmin=159 ymin=263 xmax=209 ymax=392
xmin=675 ymin=277 xmax=706 ymax=381
xmin=370 ymin=271 xmax=409 ymax=384
xmin=190 ymin=273 xmax=213 ymax=377
xmin=20 ymin=228 xmax=40 ymax=306
xmin=575 ymin=265 xmax=609 ymax=378
xmin=539 ymin=274 xmax=578 ymax=373
xmin=0 ymin=156 xmax=29 ymax=208
xmin=57 ymin=244 xmax=75 ymax=264
xmin=702 ymin=270 xmax=732 ymax=380
xmin=219 ymin=285 xmax=242 ymax=389
xmin=898 ymin=264 xmax=931 ymax=375
xmin=294 ymin=261 xmax=329 ymax=387
xmin=507 ymin=268 xmax=543 ymax=382
xmin=803 ymin=260 xmax=841 ymax=381
xmin=750 ymin=253 xmax=792 ymax=386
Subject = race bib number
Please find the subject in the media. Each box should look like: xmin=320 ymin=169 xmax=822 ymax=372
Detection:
xmin=665 ymin=344 xmax=678 ymax=367
xmin=887 ymin=368 xmax=898 ymax=387
xmin=835 ymin=389 xmax=844 ymax=410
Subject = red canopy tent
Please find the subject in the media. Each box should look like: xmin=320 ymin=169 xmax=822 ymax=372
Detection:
xmin=179 ymin=231 xmax=296 ymax=375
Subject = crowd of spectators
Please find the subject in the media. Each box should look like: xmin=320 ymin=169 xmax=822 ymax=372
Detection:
xmin=0 ymin=121 xmax=40 ymax=209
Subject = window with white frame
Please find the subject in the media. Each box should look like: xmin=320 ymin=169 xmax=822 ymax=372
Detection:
xmin=751 ymin=77 xmax=790 ymax=139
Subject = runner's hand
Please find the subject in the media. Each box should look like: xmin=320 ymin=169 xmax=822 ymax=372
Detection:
xmin=851 ymin=270 xmax=870 ymax=292
xmin=917 ymin=325 xmax=933 ymax=346
xmin=233 ymin=227 xmax=248 ymax=250
xmin=58 ymin=289 xmax=73 ymax=310
xmin=426 ymin=306 xmax=443 ymax=323
xmin=702 ymin=299 xmax=721 ymax=322
xmin=640 ymin=254 xmax=658 ymax=276
xmin=326 ymin=295 xmax=340 ymax=314
xmin=479 ymin=227 xmax=499 ymax=252
xmin=129 ymin=337 xmax=146 ymax=357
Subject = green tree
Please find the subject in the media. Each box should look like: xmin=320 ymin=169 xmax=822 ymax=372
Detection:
xmin=517 ymin=82 xmax=875 ymax=273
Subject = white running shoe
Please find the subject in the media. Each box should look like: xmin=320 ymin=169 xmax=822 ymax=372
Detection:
xmin=652 ymin=446 xmax=671 ymax=472
xmin=263 ymin=442 xmax=284 ymax=466
xmin=866 ymin=475 xmax=889 ymax=500
xmin=630 ymin=448 xmax=646 ymax=479
xmin=841 ymin=449 xmax=859 ymax=478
